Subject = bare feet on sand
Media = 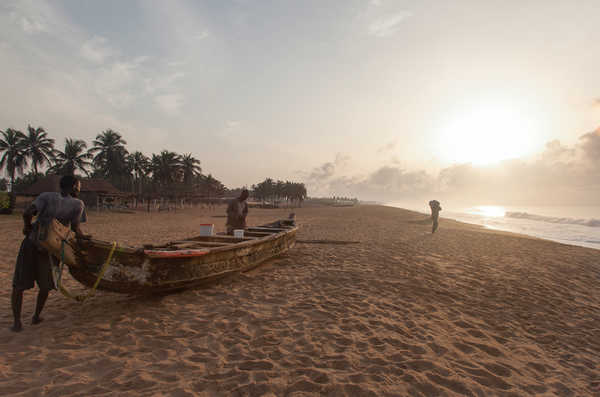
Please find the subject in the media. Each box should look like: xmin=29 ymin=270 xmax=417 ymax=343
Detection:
xmin=10 ymin=322 xmax=23 ymax=332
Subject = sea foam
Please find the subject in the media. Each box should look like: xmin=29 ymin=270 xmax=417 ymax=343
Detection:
xmin=505 ymin=212 xmax=600 ymax=228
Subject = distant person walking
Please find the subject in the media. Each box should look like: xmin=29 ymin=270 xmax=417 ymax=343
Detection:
xmin=429 ymin=200 xmax=442 ymax=234
xmin=226 ymin=189 xmax=249 ymax=235
xmin=11 ymin=175 xmax=89 ymax=332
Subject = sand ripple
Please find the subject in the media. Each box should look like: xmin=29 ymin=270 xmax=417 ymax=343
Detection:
xmin=1 ymin=205 xmax=599 ymax=395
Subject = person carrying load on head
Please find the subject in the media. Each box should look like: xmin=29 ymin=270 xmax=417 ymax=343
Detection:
xmin=226 ymin=189 xmax=249 ymax=235
xmin=429 ymin=200 xmax=442 ymax=234
xmin=10 ymin=175 xmax=90 ymax=332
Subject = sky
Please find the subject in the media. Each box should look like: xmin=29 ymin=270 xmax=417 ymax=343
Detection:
xmin=1 ymin=0 xmax=599 ymax=204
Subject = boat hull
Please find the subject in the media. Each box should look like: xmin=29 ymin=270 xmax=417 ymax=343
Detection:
xmin=43 ymin=219 xmax=298 ymax=294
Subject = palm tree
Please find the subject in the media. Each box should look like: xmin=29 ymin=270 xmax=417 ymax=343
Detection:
xmin=89 ymin=129 xmax=129 ymax=187
xmin=290 ymin=182 xmax=307 ymax=207
xmin=275 ymin=180 xmax=285 ymax=205
xmin=181 ymin=153 xmax=201 ymax=185
xmin=0 ymin=128 xmax=27 ymax=189
xmin=150 ymin=150 xmax=182 ymax=189
xmin=127 ymin=151 xmax=150 ymax=194
xmin=201 ymin=174 xmax=225 ymax=198
xmin=23 ymin=125 xmax=55 ymax=175
xmin=253 ymin=178 xmax=275 ymax=204
xmin=51 ymin=138 xmax=92 ymax=176
xmin=252 ymin=179 xmax=306 ymax=207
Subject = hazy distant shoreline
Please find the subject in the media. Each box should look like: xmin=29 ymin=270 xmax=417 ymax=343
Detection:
xmin=385 ymin=202 xmax=600 ymax=250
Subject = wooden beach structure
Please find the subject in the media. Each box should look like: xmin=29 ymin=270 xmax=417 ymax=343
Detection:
xmin=19 ymin=175 xmax=131 ymax=210
xmin=41 ymin=218 xmax=298 ymax=294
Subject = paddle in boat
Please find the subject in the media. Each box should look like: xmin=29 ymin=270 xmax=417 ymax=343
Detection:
xmin=39 ymin=216 xmax=298 ymax=294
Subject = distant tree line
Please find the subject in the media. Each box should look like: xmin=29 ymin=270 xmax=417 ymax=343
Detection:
xmin=251 ymin=178 xmax=307 ymax=207
xmin=0 ymin=125 xmax=227 ymax=198
xmin=1 ymin=125 xmax=311 ymax=208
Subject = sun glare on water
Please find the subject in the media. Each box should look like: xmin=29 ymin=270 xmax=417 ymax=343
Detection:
xmin=467 ymin=205 xmax=506 ymax=218
xmin=437 ymin=106 xmax=539 ymax=165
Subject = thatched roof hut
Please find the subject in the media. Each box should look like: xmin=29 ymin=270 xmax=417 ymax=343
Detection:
xmin=19 ymin=175 xmax=130 ymax=208
xmin=20 ymin=175 xmax=122 ymax=195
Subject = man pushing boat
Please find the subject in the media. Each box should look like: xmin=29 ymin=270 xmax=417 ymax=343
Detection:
xmin=10 ymin=175 xmax=89 ymax=332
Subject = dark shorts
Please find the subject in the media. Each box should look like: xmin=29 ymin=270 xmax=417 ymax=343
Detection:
xmin=12 ymin=237 xmax=56 ymax=291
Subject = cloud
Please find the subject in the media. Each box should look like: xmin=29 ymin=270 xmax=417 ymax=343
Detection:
xmin=577 ymin=127 xmax=600 ymax=163
xmin=94 ymin=61 xmax=140 ymax=108
xmin=154 ymin=94 xmax=184 ymax=116
xmin=377 ymin=139 xmax=396 ymax=153
xmin=363 ymin=166 xmax=434 ymax=192
xmin=305 ymin=155 xmax=434 ymax=199
xmin=20 ymin=16 xmax=46 ymax=33
xmin=87 ymin=56 xmax=180 ymax=112
xmin=389 ymin=155 xmax=401 ymax=165
xmin=226 ymin=120 xmax=241 ymax=129
xmin=6 ymin=1 xmax=66 ymax=36
xmin=538 ymin=139 xmax=574 ymax=164
xmin=2 ymin=2 xmax=178 ymax=117
xmin=167 ymin=61 xmax=186 ymax=68
xmin=368 ymin=12 xmax=412 ymax=37
xmin=9 ymin=6 xmax=47 ymax=34
xmin=144 ymin=71 xmax=184 ymax=95
xmin=334 ymin=153 xmax=350 ymax=166
xmin=431 ymin=130 xmax=600 ymax=204
xmin=306 ymin=153 xmax=351 ymax=184
xmin=309 ymin=162 xmax=335 ymax=181
xmin=307 ymin=165 xmax=434 ymax=200
xmin=303 ymin=129 xmax=600 ymax=204
xmin=194 ymin=30 xmax=209 ymax=40
xmin=81 ymin=35 xmax=114 ymax=63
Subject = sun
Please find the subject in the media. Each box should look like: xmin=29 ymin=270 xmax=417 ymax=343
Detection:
xmin=436 ymin=106 xmax=539 ymax=165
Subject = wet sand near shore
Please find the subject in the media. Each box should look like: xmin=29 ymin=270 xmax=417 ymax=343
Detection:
xmin=1 ymin=204 xmax=599 ymax=396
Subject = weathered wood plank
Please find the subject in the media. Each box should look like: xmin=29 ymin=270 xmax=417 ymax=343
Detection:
xmin=170 ymin=240 xmax=234 ymax=247
xmin=246 ymin=227 xmax=288 ymax=232
xmin=243 ymin=231 xmax=274 ymax=237
xmin=187 ymin=235 xmax=258 ymax=242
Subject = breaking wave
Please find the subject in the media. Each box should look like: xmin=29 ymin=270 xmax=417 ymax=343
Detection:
xmin=505 ymin=212 xmax=600 ymax=228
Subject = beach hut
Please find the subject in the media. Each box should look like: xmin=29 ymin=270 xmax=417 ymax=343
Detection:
xmin=19 ymin=175 xmax=131 ymax=210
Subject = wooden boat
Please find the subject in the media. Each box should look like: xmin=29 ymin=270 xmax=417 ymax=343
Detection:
xmin=40 ymin=218 xmax=298 ymax=294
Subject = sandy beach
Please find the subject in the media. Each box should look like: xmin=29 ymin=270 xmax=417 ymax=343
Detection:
xmin=0 ymin=204 xmax=599 ymax=396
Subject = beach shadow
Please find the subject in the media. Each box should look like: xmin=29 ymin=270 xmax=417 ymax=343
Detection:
xmin=59 ymin=280 xmax=235 ymax=326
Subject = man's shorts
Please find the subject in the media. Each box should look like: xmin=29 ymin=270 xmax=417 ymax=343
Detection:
xmin=12 ymin=237 xmax=56 ymax=291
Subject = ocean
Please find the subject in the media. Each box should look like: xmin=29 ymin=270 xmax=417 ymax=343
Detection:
xmin=386 ymin=202 xmax=600 ymax=250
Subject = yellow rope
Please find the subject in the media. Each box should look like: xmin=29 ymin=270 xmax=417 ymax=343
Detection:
xmin=90 ymin=242 xmax=117 ymax=291
xmin=57 ymin=241 xmax=117 ymax=302
xmin=58 ymin=283 xmax=80 ymax=301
